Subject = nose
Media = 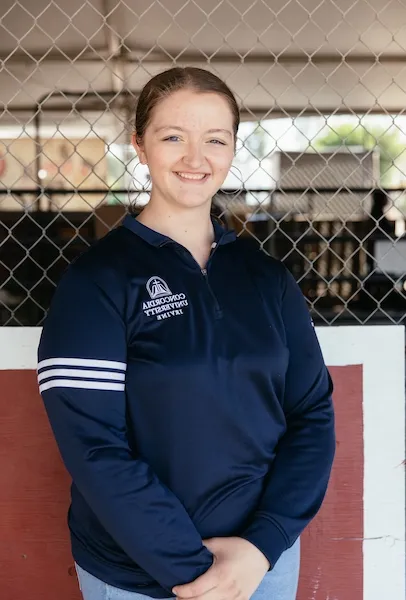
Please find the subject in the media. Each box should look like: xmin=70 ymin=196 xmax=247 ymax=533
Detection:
xmin=182 ymin=141 xmax=204 ymax=169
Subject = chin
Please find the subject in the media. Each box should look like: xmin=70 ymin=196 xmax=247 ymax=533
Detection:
xmin=173 ymin=193 xmax=213 ymax=210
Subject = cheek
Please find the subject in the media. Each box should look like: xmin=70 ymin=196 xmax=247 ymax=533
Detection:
xmin=214 ymin=155 xmax=234 ymax=177
xmin=208 ymin=148 xmax=233 ymax=169
xmin=146 ymin=155 xmax=174 ymax=179
xmin=144 ymin=142 xmax=176 ymax=167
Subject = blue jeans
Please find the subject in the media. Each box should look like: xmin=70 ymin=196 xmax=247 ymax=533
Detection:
xmin=75 ymin=538 xmax=300 ymax=600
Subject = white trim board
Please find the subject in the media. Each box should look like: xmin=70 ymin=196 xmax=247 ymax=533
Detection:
xmin=0 ymin=327 xmax=41 ymax=369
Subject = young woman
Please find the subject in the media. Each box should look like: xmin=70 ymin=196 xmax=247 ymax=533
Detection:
xmin=37 ymin=67 xmax=335 ymax=600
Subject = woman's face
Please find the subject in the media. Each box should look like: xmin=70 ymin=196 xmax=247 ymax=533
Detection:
xmin=133 ymin=89 xmax=235 ymax=212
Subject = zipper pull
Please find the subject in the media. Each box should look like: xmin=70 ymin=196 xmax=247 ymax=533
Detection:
xmin=201 ymin=268 xmax=207 ymax=276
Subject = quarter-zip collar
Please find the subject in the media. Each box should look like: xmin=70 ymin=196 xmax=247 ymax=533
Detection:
xmin=122 ymin=213 xmax=236 ymax=247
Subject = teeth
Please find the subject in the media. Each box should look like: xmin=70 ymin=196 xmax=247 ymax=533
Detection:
xmin=176 ymin=172 xmax=206 ymax=180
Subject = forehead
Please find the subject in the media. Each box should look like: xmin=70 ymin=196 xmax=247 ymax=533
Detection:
xmin=149 ymin=89 xmax=234 ymax=130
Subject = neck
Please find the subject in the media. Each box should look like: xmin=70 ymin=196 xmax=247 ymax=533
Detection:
xmin=135 ymin=201 xmax=216 ymax=266
xmin=137 ymin=202 xmax=214 ymax=246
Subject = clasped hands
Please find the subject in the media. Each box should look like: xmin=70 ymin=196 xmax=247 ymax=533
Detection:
xmin=172 ymin=537 xmax=270 ymax=600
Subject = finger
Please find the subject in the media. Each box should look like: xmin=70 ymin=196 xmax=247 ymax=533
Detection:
xmin=175 ymin=576 xmax=239 ymax=600
xmin=172 ymin=567 xmax=219 ymax=599
xmin=175 ymin=586 xmax=225 ymax=600
xmin=202 ymin=538 xmax=225 ymax=557
xmin=202 ymin=538 xmax=217 ymax=552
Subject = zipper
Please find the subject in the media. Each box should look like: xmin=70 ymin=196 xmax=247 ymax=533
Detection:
xmin=201 ymin=241 xmax=223 ymax=319
xmin=161 ymin=239 xmax=224 ymax=319
xmin=201 ymin=265 xmax=223 ymax=319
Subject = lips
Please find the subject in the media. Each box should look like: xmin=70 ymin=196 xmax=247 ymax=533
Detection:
xmin=175 ymin=172 xmax=209 ymax=182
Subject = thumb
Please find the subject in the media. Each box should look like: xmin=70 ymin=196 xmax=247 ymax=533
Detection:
xmin=172 ymin=562 xmax=219 ymax=598
xmin=202 ymin=537 xmax=221 ymax=553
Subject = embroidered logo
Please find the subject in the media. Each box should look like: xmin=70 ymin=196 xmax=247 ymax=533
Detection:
xmin=143 ymin=276 xmax=189 ymax=321
xmin=146 ymin=276 xmax=172 ymax=299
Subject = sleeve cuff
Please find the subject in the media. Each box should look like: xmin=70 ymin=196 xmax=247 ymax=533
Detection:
xmin=239 ymin=515 xmax=289 ymax=570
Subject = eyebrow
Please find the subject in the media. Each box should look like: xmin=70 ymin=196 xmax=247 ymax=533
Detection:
xmin=154 ymin=126 xmax=232 ymax=138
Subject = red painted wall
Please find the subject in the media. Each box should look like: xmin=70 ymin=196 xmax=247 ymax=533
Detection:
xmin=0 ymin=366 xmax=362 ymax=600
xmin=0 ymin=370 xmax=80 ymax=600
xmin=297 ymin=365 xmax=363 ymax=600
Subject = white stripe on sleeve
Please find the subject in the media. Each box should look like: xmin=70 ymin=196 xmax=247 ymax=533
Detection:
xmin=37 ymin=357 xmax=126 ymax=371
xmin=39 ymin=379 xmax=125 ymax=393
xmin=38 ymin=368 xmax=126 ymax=383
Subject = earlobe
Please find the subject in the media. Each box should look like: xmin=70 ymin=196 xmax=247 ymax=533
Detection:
xmin=132 ymin=133 xmax=147 ymax=165
xmin=138 ymin=152 xmax=147 ymax=166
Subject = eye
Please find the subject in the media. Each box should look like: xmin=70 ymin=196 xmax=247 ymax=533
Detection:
xmin=163 ymin=136 xmax=180 ymax=142
xmin=209 ymin=139 xmax=226 ymax=145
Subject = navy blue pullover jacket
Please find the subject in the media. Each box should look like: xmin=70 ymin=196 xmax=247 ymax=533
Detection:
xmin=37 ymin=214 xmax=335 ymax=597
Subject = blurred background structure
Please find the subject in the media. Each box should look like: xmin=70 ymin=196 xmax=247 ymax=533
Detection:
xmin=2 ymin=0 xmax=406 ymax=325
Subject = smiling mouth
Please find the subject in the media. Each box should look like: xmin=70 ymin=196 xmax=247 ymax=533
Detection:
xmin=175 ymin=172 xmax=210 ymax=182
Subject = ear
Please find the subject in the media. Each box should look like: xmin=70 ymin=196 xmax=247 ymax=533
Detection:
xmin=131 ymin=132 xmax=147 ymax=165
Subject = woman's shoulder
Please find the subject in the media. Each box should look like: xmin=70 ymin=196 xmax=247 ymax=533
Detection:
xmin=58 ymin=225 xmax=138 ymax=294
xmin=231 ymin=236 xmax=287 ymax=282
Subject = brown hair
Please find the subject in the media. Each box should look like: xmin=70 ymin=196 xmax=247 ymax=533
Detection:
xmin=134 ymin=66 xmax=240 ymax=144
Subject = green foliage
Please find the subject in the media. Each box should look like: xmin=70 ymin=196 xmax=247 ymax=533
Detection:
xmin=314 ymin=123 xmax=405 ymax=185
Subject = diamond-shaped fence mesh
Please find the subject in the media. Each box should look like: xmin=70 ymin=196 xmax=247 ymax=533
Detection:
xmin=2 ymin=0 xmax=406 ymax=326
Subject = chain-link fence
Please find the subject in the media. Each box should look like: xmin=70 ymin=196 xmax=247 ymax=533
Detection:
xmin=2 ymin=0 xmax=406 ymax=326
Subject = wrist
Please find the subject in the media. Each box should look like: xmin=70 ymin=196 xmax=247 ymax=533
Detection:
xmin=238 ymin=537 xmax=270 ymax=571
